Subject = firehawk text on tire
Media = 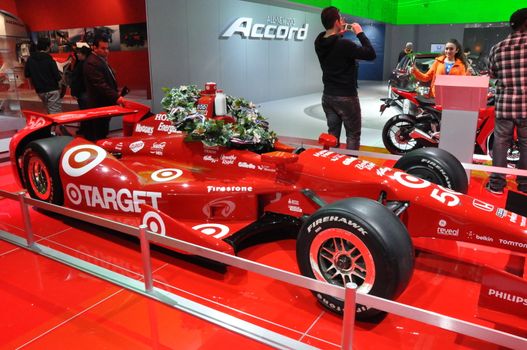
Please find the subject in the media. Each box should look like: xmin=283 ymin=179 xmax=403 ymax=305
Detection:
xmin=394 ymin=147 xmax=468 ymax=193
xmin=22 ymin=136 xmax=73 ymax=205
xmin=296 ymin=198 xmax=414 ymax=320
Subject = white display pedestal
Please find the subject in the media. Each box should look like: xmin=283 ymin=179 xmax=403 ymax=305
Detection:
xmin=435 ymin=75 xmax=490 ymax=179
xmin=438 ymin=110 xmax=479 ymax=167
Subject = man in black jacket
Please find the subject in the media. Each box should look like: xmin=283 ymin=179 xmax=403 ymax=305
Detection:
xmin=70 ymin=45 xmax=91 ymax=109
xmin=79 ymin=36 xmax=125 ymax=141
xmin=315 ymin=6 xmax=376 ymax=150
xmin=24 ymin=37 xmax=62 ymax=114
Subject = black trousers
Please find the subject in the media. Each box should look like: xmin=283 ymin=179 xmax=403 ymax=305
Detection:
xmin=321 ymin=94 xmax=362 ymax=150
xmin=78 ymin=117 xmax=110 ymax=142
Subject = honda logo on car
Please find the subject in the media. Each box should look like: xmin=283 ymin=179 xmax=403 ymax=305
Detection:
xmin=222 ymin=17 xmax=308 ymax=40
xmin=307 ymin=216 xmax=368 ymax=236
xmin=66 ymin=183 xmax=161 ymax=213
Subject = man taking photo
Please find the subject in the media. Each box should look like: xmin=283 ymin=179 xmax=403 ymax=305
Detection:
xmin=314 ymin=6 xmax=376 ymax=150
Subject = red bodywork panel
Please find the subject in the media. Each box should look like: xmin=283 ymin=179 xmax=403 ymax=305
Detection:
xmin=9 ymin=102 xmax=527 ymax=329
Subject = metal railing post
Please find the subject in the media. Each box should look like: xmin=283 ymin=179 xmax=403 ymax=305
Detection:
xmin=341 ymin=282 xmax=357 ymax=350
xmin=138 ymin=224 xmax=153 ymax=292
xmin=17 ymin=191 xmax=36 ymax=248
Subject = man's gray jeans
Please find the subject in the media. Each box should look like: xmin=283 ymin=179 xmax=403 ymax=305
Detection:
xmin=37 ymin=90 xmax=62 ymax=114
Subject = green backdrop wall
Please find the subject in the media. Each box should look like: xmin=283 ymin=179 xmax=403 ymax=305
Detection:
xmin=289 ymin=0 xmax=525 ymax=24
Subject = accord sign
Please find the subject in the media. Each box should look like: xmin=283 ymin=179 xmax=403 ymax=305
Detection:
xmin=221 ymin=17 xmax=308 ymax=41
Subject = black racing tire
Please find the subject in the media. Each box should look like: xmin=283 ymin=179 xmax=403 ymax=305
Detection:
xmin=296 ymin=198 xmax=414 ymax=320
xmin=22 ymin=136 xmax=73 ymax=205
xmin=394 ymin=147 xmax=468 ymax=193
xmin=382 ymin=114 xmax=419 ymax=155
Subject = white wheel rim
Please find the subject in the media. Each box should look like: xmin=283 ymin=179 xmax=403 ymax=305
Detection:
xmin=309 ymin=228 xmax=376 ymax=295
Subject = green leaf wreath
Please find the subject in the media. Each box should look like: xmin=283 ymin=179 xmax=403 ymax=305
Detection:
xmin=161 ymin=85 xmax=277 ymax=152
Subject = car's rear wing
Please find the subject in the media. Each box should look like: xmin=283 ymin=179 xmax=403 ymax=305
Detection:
xmin=22 ymin=106 xmax=138 ymax=126
xmin=21 ymin=101 xmax=152 ymax=137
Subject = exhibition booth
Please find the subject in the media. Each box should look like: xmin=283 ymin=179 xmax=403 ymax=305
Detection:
xmin=0 ymin=0 xmax=525 ymax=349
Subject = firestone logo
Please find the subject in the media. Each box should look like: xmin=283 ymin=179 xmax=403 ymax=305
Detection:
xmin=221 ymin=17 xmax=309 ymax=41
xmin=207 ymin=185 xmax=253 ymax=193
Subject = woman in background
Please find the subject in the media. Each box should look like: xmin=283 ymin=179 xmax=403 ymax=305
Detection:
xmin=412 ymin=38 xmax=469 ymax=97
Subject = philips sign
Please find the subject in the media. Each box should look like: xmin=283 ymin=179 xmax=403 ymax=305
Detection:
xmin=221 ymin=17 xmax=308 ymax=41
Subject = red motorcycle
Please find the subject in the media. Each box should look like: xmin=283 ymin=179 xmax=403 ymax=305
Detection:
xmin=380 ymin=87 xmax=519 ymax=163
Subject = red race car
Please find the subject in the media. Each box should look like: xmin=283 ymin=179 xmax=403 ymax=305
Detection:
xmin=8 ymin=99 xmax=527 ymax=327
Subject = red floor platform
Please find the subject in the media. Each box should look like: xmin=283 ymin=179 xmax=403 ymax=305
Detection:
xmin=0 ymin=160 xmax=525 ymax=349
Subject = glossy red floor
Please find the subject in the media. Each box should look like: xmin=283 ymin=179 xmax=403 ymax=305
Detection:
xmin=0 ymin=160 xmax=525 ymax=349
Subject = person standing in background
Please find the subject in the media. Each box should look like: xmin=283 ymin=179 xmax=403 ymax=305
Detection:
xmin=486 ymin=8 xmax=527 ymax=194
xmin=79 ymin=36 xmax=125 ymax=141
xmin=411 ymin=38 xmax=469 ymax=97
xmin=463 ymin=47 xmax=476 ymax=75
xmin=314 ymin=6 xmax=376 ymax=150
xmin=398 ymin=42 xmax=413 ymax=62
xmin=70 ymin=44 xmax=91 ymax=110
xmin=24 ymin=37 xmax=62 ymax=114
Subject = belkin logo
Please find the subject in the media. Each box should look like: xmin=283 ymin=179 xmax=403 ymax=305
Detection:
xmin=221 ymin=17 xmax=309 ymax=41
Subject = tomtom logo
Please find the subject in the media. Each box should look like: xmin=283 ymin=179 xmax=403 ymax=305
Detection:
xmin=221 ymin=17 xmax=308 ymax=41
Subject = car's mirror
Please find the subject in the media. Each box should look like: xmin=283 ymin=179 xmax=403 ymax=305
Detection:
xmin=318 ymin=133 xmax=338 ymax=150
xmin=261 ymin=151 xmax=298 ymax=165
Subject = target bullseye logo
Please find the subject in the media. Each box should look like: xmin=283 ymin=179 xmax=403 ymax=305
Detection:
xmin=62 ymin=145 xmax=106 ymax=177
xmin=142 ymin=211 xmax=166 ymax=236
xmin=151 ymin=168 xmax=183 ymax=182
xmin=391 ymin=171 xmax=431 ymax=189
xmin=192 ymin=223 xmax=230 ymax=239
xmin=65 ymin=183 xmax=82 ymax=205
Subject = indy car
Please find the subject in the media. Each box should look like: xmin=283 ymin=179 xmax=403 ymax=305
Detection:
xmin=9 ymin=97 xmax=527 ymax=327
